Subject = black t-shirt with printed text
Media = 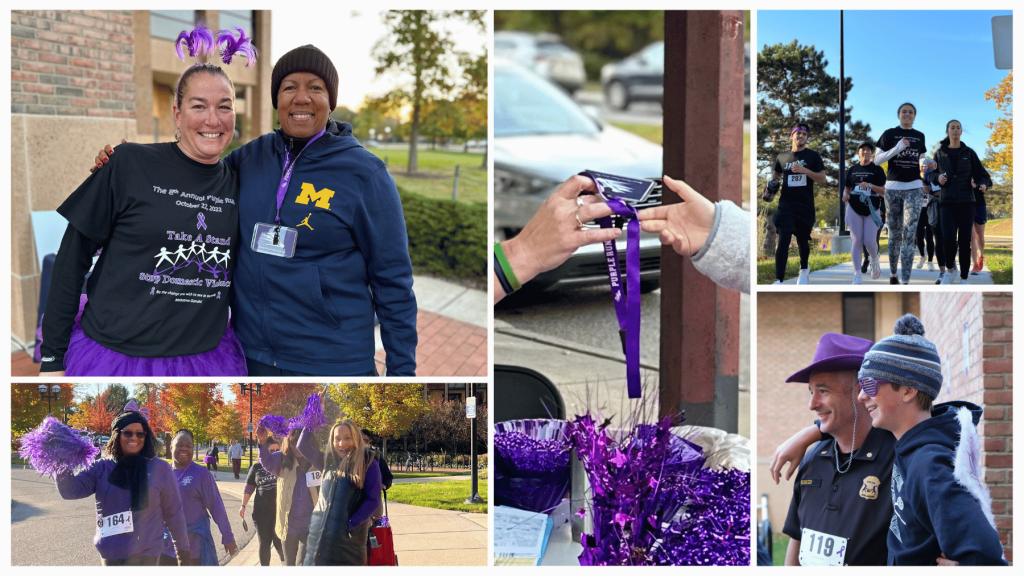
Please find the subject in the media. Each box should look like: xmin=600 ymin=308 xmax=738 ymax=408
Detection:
xmin=57 ymin=142 xmax=239 ymax=357
xmin=245 ymin=461 xmax=279 ymax=518
xmin=876 ymin=127 xmax=927 ymax=183
xmin=773 ymin=148 xmax=826 ymax=225
xmin=845 ymin=163 xmax=887 ymax=217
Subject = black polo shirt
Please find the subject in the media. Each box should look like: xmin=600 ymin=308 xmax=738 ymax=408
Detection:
xmin=783 ymin=426 xmax=895 ymax=565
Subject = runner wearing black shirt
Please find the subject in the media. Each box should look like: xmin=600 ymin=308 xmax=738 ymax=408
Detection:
xmin=842 ymin=142 xmax=887 ymax=283
xmin=873 ymin=103 xmax=927 ymax=284
xmin=242 ymin=441 xmax=284 ymax=566
xmin=770 ymin=123 xmax=827 ymax=284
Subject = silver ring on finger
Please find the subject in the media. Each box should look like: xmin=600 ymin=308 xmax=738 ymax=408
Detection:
xmin=576 ymin=197 xmax=585 ymax=207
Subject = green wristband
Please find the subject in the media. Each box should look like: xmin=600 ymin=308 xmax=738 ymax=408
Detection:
xmin=493 ymin=243 xmax=521 ymax=291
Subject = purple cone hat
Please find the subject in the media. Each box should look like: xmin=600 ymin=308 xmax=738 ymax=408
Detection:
xmin=785 ymin=332 xmax=873 ymax=383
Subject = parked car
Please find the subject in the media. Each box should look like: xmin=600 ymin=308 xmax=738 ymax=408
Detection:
xmin=495 ymin=31 xmax=587 ymax=95
xmin=600 ymin=41 xmax=664 ymax=110
xmin=494 ymin=59 xmax=663 ymax=293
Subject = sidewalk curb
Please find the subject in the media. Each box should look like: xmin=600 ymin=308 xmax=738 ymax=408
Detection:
xmin=495 ymin=324 xmax=659 ymax=371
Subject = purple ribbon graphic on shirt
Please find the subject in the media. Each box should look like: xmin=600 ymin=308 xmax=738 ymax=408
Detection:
xmin=580 ymin=171 xmax=642 ymax=399
xmin=196 ymin=212 xmax=207 ymax=230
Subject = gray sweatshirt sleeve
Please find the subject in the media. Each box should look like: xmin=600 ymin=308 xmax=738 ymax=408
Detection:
xmin=690 ymin=201 xmax=750 ymax=294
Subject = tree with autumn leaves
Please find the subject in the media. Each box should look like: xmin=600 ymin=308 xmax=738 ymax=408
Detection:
xmin=11 ymin=383 xmax=77 ymax=449
xmin=327 ymin=384 xmax=428 ymax=458
xmin=984 ymin=71 xmax=1012 ymax=184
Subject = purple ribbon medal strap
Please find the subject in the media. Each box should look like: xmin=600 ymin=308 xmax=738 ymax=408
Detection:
xmin=579 ymin=170 xmax=653 ymax=399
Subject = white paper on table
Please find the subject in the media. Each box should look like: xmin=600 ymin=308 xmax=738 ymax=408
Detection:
xmin=493 ymin=505 xmax=548 ymax=556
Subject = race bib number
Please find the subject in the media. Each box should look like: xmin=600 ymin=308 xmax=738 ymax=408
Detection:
xmin=97 ymin=510 xmax=134 ymax=538
xmin=799 ymin=528 xmax=847 ymax=566
xmin=306 ymin=470 xmax=323 ymax=487
xmin=788 ymin=174 xmax=807 ymax=187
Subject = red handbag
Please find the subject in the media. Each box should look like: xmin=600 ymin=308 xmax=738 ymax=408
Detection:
xmin=367 ymin=490 xmax=397 ymax=566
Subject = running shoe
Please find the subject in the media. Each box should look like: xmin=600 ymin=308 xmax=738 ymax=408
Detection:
xmin=951 ymin=275 xmax=963 ymax=285
xmin=939 ymin=273 xmax=951 ymax=285
xmin=935 ymin=272 xmax=944 ymax=285
xmin=928 ymin=261 xmax=937 ymax=271
xmin=861 ymin=259 xmax=869 ymax=274
xmin=870 ymin=257 xmax=881 ymax=280
xmin=797 ymin=268 xmax=809 ymax=285
xmin=971 ymin=258 xmax=983 ymax=274
xmin=852 ymin=271 xmax=862 ymax=285
xmin=772 ymin=280 xmax=782 ymax=285
xmin=915 ymin=255 xmax=925 ymax=269
xmin=889 ymin=276 xmax=899 ymax=285
xmin=979 ymin=256 xmax=985 ymax=270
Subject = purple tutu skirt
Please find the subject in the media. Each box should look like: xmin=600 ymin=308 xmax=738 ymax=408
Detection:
xmin=45 ymin=295 xmax=247 ymax=377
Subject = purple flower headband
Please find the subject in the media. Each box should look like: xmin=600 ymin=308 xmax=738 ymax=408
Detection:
xmin=175 ymin=25 xmax=257 ymax=67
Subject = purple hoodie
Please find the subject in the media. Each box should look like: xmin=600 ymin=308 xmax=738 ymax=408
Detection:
xmin=258 ymin=439 xmax=314 ymax=536
xmin=160 ymin=462 xmax=235 ymax=557
xmin=56 ymin=457 xmax=189 ymax=561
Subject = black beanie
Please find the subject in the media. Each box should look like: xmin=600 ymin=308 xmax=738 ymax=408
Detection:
xmin=271 ymin=45 xmax=339 ymax=111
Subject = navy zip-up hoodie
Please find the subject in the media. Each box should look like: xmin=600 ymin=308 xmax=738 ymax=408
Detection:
xmin=888 ymin=401 xmax=1006 ymax=565
xmin=225 ymin=121 xmax=417 ymax=375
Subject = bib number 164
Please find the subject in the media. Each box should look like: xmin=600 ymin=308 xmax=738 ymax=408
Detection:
xmin=97 ymin=510 xmax=134 ymax=537
xmin=799 ymin=528 xmax=847 ymax=566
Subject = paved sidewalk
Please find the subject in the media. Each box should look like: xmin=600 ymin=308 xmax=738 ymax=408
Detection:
xmin=781 ymin=250 xmax=996 ymax=285
xmin=12 ymin=274 xmax=487 ymax=377
xmin=218 ymin=474 xmax=487 ymax=567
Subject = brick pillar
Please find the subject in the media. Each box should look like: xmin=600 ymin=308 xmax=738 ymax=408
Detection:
xmin=981 ymin=292 xmax=1013 ymax=562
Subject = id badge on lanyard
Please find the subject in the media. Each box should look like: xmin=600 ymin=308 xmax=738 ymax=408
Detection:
xmin=251 ymin=128 xmax=326 ymax=258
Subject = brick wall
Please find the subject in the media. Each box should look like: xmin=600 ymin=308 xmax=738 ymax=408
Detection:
xmin=921 ymin=292 xmax=1013 ymax=562
xmin=11 ymin=10 xmax=135 ymax=118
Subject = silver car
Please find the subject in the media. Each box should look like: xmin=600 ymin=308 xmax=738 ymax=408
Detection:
xmin=494 ymin=59 xmax=663 ymax=293
xmin=495 ymin=31 xmax=588 ymax=95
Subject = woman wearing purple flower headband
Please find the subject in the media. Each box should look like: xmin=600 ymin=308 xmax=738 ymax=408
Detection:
xmin=40 ymin=27 xmax=256 ymax=377
xmin=51 ymin=401 xmax=192 ymax=565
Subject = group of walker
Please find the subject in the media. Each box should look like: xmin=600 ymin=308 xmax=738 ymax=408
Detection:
xmin=767 ymin=103 xmax=992 ymax=285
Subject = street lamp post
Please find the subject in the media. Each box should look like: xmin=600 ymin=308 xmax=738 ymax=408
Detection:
xmin=37 ymin=384 xmax=62 ymax=421
xmin=464 ymin=383 xmax=484 ymax=504
xmin=239 ymin=383 xmax=263 ymax=468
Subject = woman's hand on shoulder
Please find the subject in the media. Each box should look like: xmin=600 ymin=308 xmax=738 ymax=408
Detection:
xmin=88 ymin=140 xmax=127 ymax=173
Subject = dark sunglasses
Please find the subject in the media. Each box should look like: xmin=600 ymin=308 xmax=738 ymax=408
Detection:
xmin=858 ymin=377 xmax=889 ymax=397
xmin=120 ymin=430 xmax=147 ymax=439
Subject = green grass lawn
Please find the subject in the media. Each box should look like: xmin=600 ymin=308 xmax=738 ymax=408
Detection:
xmin=371 ymin=147 xmax=486 ymax=205
xmin=986 ymin=218 xmax=1012 ymax=237
xmin=771 ymin=533 xmax=790 ymax=566
xmin=985 ymin=246 xmax=1012 ymax=285
xmin=386 ymin=479 xmax=488 ymax=513
xmin=607 ymin=124 xmax=751 ymax=205
xmin=392 ymin=471 xmax=472 ymax=479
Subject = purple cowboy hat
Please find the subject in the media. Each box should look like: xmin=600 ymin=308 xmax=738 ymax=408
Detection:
xmin=786 ymin=333 xmax=873 ymax=383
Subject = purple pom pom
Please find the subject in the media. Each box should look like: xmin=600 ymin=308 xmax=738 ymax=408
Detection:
xmin=175 ymin=26 xmax=214 ymax=61
xmin=301 ymin=393 xmax=328 ymax=430
xmin=215 ymin=27 xmax=258 ymax=67
xmin=286 ymin=416 xmax=304 ymax=433
xmin=19 ymin=417 xmax=100 ymax=476
xmin=258 ymin=414 xmax=289 ymax=440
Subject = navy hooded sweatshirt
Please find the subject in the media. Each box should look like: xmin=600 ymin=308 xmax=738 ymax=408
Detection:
xmin=888 ymin=401 xmax=1006 ymax=566
xmin=225 ymin=121 xmax=417 ymax=375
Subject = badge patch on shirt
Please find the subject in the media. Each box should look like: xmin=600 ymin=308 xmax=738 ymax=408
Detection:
xmin=860 ymin=476 xmax=880 ymax=500
xmin=800 ymin=479 xmax=821 ymax=487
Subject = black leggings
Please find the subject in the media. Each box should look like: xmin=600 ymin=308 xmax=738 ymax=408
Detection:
xmin=207 ymin=461 xmax=218 ymax=472
xmin=941 ymin=202 xmax=974 ymax=279
xmin=916 ymin=207 xmax=934 ymax=260
xmin=255 ymin=513 xmax=283 ymax=566
xmin=774 ymin=217 xmax=811 ymax=281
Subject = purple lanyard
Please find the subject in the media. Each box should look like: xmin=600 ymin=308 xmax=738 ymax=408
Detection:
xmin=274 ymin=128 xmax=326 ymax=223
xmin=581 ymin=172 xmax=642 ymax=399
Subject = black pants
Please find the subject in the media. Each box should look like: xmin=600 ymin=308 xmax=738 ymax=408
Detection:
xmin=941 ymin=202 xmax=974 ymax=279
xmin=284 ymin=530 xmax=309 ymax=566
xmin=246 ymin=358 xmax=378 ymax=377
xmin=254 ymin=512 xmax=284 ymax=566
xmin=158 ymin=554 xmax=201 ymax=566
xmin=774 ymin=215 xmax=811 ymax=281
xmin=916 ymin=207 xmax=934 ymax=260
xmin=207 ymin=461 xmax=218 ymax=472
xmin=102 ymin=555 xmax=159 ymax=566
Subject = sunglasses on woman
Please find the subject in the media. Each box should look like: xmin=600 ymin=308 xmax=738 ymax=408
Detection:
xmin=119 ymin=430 xmax=147 ymax=439
xmin=858 ymin=377 xmax=890 ymax=397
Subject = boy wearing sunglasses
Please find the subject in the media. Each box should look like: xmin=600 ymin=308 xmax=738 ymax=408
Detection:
xmin=856 ymin=314 xmax=1006 ymax=566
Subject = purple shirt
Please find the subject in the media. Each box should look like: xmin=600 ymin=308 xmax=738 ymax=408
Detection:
xmin=258 ymin=439 xmax=314 ymax=536
xmin=160 ymin=462 xmax=235 ymax=557
xmin=296 ymin=427 xmax=382 ymax=530
xmin=56 ymin=457 xmax=189 ymax=561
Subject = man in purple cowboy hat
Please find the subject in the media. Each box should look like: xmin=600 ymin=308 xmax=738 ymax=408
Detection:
xmin=768 ymin=332 xmax=895 ymax=566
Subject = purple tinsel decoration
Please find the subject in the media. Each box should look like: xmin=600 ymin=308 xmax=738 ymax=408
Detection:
xmin=493 ymin=419 xmax=571 ymax=513
xmin=301 ymin=393 xmax=329 ymax=430
xmin=286 ymin=416 xmax=304 ymax=433
xmin=567 ymin=414 xmax=750 ymax=566
xmin=19 ymin=417 xmax=100 ymax=476
xmin=215 ymin=27 xmax=258 ymax=67
xmin=175 ymin=26 xmax=215 ymax=62
xmin=258 ymin=414 xmax=289 ymax=440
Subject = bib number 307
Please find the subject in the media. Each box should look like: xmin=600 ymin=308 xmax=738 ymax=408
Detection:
xmin=799 ymin=528 xmax=847 ymax=566
xmin=97 ymin=510 xmax=134 ymax=538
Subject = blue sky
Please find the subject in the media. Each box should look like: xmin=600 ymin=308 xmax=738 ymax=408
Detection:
xmin=758 ymin=10 xmax=1011 ymax=156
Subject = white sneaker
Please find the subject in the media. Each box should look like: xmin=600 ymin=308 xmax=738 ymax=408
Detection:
xmin=939 ymin=273 xmax=951 ymax=285
xmin=951 ymin=275 xmax=963 ymax=285
xmin=852 ymin=272 xmax=862 ymax=285
xmin=772 ymin=280 xmax=782 ymax=285
xmin=797 ymin=268 xmax=809 ymax=285
xmin=870 ymin=257 xmax=881 ymax=280
xmin=927 ymin=261 xmax=937 ymax=271
xmin=915 ymin=255 xmax=925 ymax=269
xmin=950 ymin=261 xmax=958 ymax=273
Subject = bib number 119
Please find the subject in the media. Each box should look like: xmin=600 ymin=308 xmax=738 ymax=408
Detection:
xmin=799 ymin=528 xmax=847 ymax=566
